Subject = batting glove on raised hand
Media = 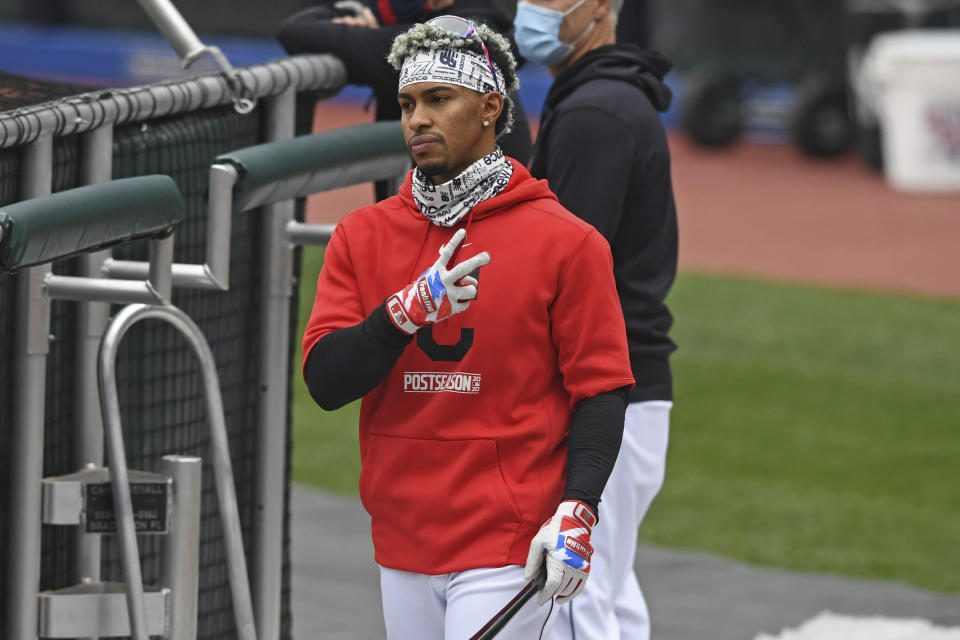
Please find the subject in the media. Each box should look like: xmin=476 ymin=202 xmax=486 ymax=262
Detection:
xmin=524 ymin=500 xmax=597 ymax=606
xmin=386 ymin=228 xmax=490 ymax=335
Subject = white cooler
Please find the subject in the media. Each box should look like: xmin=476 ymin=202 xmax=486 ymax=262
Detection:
xmin=860 ymin=30 xmax=960 ymax=192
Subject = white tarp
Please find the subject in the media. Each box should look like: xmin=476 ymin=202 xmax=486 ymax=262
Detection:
xmin=755 ymin=611 xmax=960 ymax=640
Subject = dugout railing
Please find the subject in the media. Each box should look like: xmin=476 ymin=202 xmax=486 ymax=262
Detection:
xmin=0 ymin=175 xmax=190 ymax=638
xmin=2 ymin=173 xmax=257 ymax=640
xmin=0 ymin=54 xmax=348 ymax=640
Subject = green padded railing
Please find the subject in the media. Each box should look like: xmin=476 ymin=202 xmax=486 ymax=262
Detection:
xmin=0 ymin=175 xmax=184 ymax=271
xmin=216 ymin=120 xmax=409 ymax=212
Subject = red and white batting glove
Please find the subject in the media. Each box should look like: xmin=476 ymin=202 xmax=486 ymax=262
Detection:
xmin=386 ymin=228 xmax=490 ymax=334
xmin=524 ymin=500 xmax=597 ymax=606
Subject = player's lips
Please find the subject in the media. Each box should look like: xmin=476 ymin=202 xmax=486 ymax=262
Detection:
xmin=409 ymin=134 xmax=441 ymax=154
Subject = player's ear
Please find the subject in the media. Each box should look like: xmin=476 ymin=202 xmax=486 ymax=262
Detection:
xmin=479 ymin=92 xmax=503 ymax=127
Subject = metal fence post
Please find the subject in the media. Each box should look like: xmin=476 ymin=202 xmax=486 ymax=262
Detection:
xmin=160 ymin=455 xmax=202 ymax=640
xmin=6 ymin=136 xmax=53 ymax=640
xmin=252 ymin=87 xmax=297 ymax=640
xmin=73 ymin=125 xmax=114 ymax=601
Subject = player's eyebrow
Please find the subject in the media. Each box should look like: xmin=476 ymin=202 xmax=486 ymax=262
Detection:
xmin=397 ymin=86 xmax=455 ymax=100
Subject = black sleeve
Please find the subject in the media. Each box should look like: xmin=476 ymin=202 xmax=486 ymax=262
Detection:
xmin=563 ymin=387 xmax=628 ymax=516
xmin=303 ymin=301 xmax=414 ymax=411
xmin=276 ymin=6 xmax=404 ymax=91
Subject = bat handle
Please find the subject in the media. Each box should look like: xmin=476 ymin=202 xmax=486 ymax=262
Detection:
xmin=468 ymin=564 xmax=548 ymax=640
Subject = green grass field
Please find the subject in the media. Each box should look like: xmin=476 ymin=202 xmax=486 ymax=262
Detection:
xmin=292 ymin=245 xmax=960 ymax=593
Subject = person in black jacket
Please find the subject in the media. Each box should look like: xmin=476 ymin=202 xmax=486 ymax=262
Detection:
xmin=277 ymin=0 xmax=534 ymax=200
xmin=514 ymin=1 xmax=678 ymax=639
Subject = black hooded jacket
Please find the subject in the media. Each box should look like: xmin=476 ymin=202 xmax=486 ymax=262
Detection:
xmin=529 ymin=45 xmax=678 ymax=402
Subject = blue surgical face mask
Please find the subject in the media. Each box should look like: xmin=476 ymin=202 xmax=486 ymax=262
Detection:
xmin=513 ymin=0 xmax=595 ymax=67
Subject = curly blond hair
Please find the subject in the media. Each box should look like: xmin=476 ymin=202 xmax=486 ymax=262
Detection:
xmin=388 ymin=21 xmax=519 ymax=137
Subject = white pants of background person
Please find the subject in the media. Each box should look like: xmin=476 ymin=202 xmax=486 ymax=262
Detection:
xmin=552 ymin=400 xmax=672 ymax=640
xmin=380 ymin=564 xmax=558 ymax=640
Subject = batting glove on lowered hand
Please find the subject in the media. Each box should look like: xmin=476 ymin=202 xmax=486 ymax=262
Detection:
xmin=386 ymin=228 xmax=490 ymax=335
xmin=524 ymin=500 xmax=597 ymax=606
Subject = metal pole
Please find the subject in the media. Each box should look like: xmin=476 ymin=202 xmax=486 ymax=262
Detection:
xmin=285 ymin=221 xmax=336 ymax=246
xmin=6 ymin=136 xmax=53 ymax=640
xmin=98 ymin=318 xmax=151 ymax=640
xmin=160 ymin=455 xmax=202 ymax=640
xmin=101 ymin=304 xmax=258 ymax=640
xmin=204 ymin=164 xmax=238 ymax=289
xmin=252 ymin=88 xmax=296 ymax=640
xmin=42 ymin=274 xmax=168 ymax=305
xmin=133 ymin=0 xmax=254 ymax=113
xmin=135 ymin=0 xmax=205 ymax=63
xmin=149 ymin=235 xmax=174 ymax=304
xmin=73 ymin=126 xmax=113 ymax=601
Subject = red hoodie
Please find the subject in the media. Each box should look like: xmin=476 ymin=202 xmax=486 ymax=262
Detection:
xmin=302 ymin=158 xmax=633 ymax=574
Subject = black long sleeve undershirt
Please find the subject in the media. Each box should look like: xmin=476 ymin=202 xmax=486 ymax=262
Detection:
xmin=303 ymin=303 xmax=627 ymax=517
xmin=563 ymin=388 xmax=628 ymax=516
xmin=303 ymin=302 xmax=413 ymax=411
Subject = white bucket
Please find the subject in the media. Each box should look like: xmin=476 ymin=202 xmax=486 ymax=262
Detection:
xmin=861 ymin=30 xmax=960 ymax=192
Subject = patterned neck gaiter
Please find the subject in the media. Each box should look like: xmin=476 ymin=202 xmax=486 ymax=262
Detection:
xmin=411 ymin=148 xmax=514 ymax=227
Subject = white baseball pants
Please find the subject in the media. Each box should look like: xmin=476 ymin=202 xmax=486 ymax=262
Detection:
xmin=380 ymin=563 xmax=557 ymax=640
xmin=552 ymin=400 xmax=672 ymax=640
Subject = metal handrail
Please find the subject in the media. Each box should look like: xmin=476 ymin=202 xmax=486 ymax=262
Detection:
xmin=102 ymin=164 xmax=238 ymax=291
xmin=0 ymin=54 xmax=346 ymax=149
xmin=98 ymin=304 xmax=258 ymax=640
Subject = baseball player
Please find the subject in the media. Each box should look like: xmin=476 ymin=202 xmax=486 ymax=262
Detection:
xmin=515 ymin=1 xmax=679 ymax=639
xmin=301 ymin=16 xmax=634 ymax=640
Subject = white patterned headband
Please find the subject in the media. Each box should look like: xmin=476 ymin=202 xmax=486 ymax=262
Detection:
xmin=398 ymin=47 xmax=506 ymax=97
